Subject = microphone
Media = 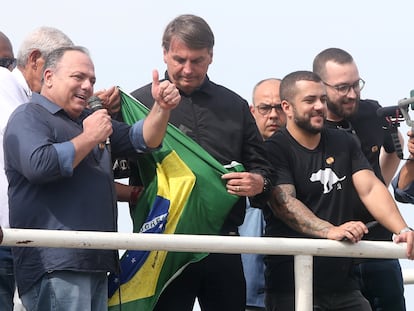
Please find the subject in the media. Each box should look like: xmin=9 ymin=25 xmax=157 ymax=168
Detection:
xmin=376 ymin=106 xmax=404 ymax=159
xmin=376 ymin=106 xmax=402 ymax=118
xmin=87 ymin=96 xmax=111 ymax=152
xmin=88 ymin=95 xmax=104 ymax=112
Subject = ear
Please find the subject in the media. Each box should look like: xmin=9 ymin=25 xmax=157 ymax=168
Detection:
xmin=281 ymin=100 xmax=293 ymax=119
xmin=28 ymin=49 xmax=42 ymax=70
xmin=249 ymin=105 xmax=255 ymax=115
xmin=281 ymin=100 xmax=290 ymax=112
xmin=43 ymin=68 xmax=53 ymax=88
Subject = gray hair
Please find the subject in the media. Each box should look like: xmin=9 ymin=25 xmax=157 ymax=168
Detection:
xmin=43 ymin=46 xmax=89 ymax=74
xmin=252 ymin=78 xmax=281 ymax=104
xmin=162 ymin=14 xmax=214 ymax=52
xmin=16 ymin=26 xmax=73 ymax=68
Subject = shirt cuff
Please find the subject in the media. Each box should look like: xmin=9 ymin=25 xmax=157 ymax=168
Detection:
xmin=53 ymin=141 xmax=75 ymax=177
xmin=129 ymin=120 xmax=162 ymax=153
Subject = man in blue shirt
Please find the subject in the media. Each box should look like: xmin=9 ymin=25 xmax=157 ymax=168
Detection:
xmin=3 ymin=46 xmax=180 ymax=311
xmin=393 ymin=130 xmax=414 ymax=203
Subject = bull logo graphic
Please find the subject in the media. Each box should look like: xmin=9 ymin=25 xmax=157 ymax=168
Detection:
xmin=310 ymin=168 xmax=346 ymax=194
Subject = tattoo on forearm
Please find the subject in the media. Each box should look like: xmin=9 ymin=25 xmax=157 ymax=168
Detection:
xmin=270 ymin=184 xmax=331 ymax=238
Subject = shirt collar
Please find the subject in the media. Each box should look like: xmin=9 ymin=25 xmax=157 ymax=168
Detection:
xmin=12 ymin=68 xmax=32 ymax=99
xmin=31 ymin=93 xmax=88 ymax=122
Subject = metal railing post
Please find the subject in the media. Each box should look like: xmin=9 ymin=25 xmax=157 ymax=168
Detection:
xmin=295 ymin=255 xmax=313 ymax=311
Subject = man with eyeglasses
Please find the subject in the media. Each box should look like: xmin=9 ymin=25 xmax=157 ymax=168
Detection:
xmin=263 ymin=70 xmax=414 ymax=311
xmin=250 ymin=78 xmax=286 ymax=140
xmin=239 ymin=78 xmax=286 ymax=311
xmin=313 ymin=47 xmax=406 ymax=311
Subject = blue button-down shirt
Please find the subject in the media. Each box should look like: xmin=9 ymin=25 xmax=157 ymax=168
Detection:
xmin=3 ymin=92 xmax=158 ymax=295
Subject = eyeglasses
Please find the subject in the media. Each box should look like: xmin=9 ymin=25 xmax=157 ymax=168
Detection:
xmin=323 ymin=78 xmax=365 ymax=96
xmin=0 ymin=57 xmax=17 ymax=70
xmin=256 ymin=103 xmax=283 ymax=116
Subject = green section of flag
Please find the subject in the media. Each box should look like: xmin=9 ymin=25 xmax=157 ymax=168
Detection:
xmin=108 ymin=90 xmax=243 ymax=311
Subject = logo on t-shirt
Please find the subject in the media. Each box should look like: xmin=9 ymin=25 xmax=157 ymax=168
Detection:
xmin=310 ymin=168 xmax=346 ymax=194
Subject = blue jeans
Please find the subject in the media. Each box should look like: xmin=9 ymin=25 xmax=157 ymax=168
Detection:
xmin=354 ymin=259 xmax=406 ymax=311
xmin=21 ymin=270 xmax=107 ymax=311
xmin=0 ymin=247 xmax=15 ymax=311
xmin=239 ymin=204 xmax=265 ymax=309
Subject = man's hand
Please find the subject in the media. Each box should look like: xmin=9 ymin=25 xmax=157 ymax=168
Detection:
xmin=326 ymin=221 xmax=368 ymax=243
xmin=94 ymin=86 xmax=121 ymax=116
xmin=151 ymin=70 xmax=180 ymax=110
xmin=83 ymin=109 xmax=112 ymax=144
xmin=221 ymin=172 xmax=264 ymax=197
xmin=393 ymin=229 xmax=414 ymax=259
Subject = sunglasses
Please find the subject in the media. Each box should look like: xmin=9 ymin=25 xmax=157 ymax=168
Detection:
xmin=0 ymin=57 xmax=17 ymax=70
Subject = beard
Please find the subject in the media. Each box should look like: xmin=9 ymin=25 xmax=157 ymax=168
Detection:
xmin=295 ymin=117 xmax=323 ymax=134
xmin=293 ymin=109 xmax=325 ymax=134
xmin=326 ymin=96 xmax=359 ymax=119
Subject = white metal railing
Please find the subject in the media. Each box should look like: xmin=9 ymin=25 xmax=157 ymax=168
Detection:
xmin=1 ymin=228 xmax=413 ymax=311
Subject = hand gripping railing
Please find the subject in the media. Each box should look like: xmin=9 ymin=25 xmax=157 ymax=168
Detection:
xmin=0 ymin=228 xmax=412 ymax=311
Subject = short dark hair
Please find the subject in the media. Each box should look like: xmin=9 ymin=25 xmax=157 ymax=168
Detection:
xmin=280 ymin=71 xmax=322 ymax=102
xmin=162 ymin=14 xmax=214 ymax=51
xmin=313 ymin=48 xmax=354 ymax=80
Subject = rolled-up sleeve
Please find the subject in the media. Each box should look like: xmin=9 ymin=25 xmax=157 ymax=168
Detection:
xmin=392 ymin=173 xmax=414 ymax=204
xmin=129 ymin=120 xmax=161 ymax=153
xmin=52 ymin=141 xmax=75 ymax=177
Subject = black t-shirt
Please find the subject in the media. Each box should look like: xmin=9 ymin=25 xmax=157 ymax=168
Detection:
xmin=263 ymin=127 xmax=371 ymax=292
xmin=325 ymin=99 xmax=395 ymax=240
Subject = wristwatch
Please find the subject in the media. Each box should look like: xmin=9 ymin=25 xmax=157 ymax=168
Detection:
xmin=263 ymin=177 xmax=272 ymax=194
xmin=398 ymin=227 xmax=413 ymax=235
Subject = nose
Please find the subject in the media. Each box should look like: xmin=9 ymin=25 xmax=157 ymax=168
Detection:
xmin=182 ymin=60 xmax=193 ymax=74
xmin=81 ymin=78 xmax=94 ymax=92
xmin=314 ymin=99 xmax=326 ymax=110
xmin=269 ymin=107 xmax=280 ymax=118
xmin=346 ymin=86 xmax=358 ymax=99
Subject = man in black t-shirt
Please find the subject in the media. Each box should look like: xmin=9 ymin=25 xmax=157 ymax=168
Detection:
xmin=263 ymin=70 xmax=414 ymax=311
xmin=313 ymin=47 xmax=406 ymax=310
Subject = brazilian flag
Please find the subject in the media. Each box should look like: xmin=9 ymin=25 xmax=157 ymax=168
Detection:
xmin=108 ymin=90 xmax=243 ymax=310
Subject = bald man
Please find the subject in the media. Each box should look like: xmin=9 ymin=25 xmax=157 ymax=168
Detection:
xmin=239 ymin=78 xmax=286 ymax=311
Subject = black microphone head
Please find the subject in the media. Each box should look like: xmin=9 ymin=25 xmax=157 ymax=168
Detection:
xmin=87 ymin=96 xmax=103 ymax=112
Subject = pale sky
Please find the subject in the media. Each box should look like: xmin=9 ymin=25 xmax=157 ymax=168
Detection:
xmin=2 ymin=0 xmax=414 ymax=309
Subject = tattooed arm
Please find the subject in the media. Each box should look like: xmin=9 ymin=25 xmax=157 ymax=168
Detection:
xmin=269 ymin=184 xmax=367 ymax=243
